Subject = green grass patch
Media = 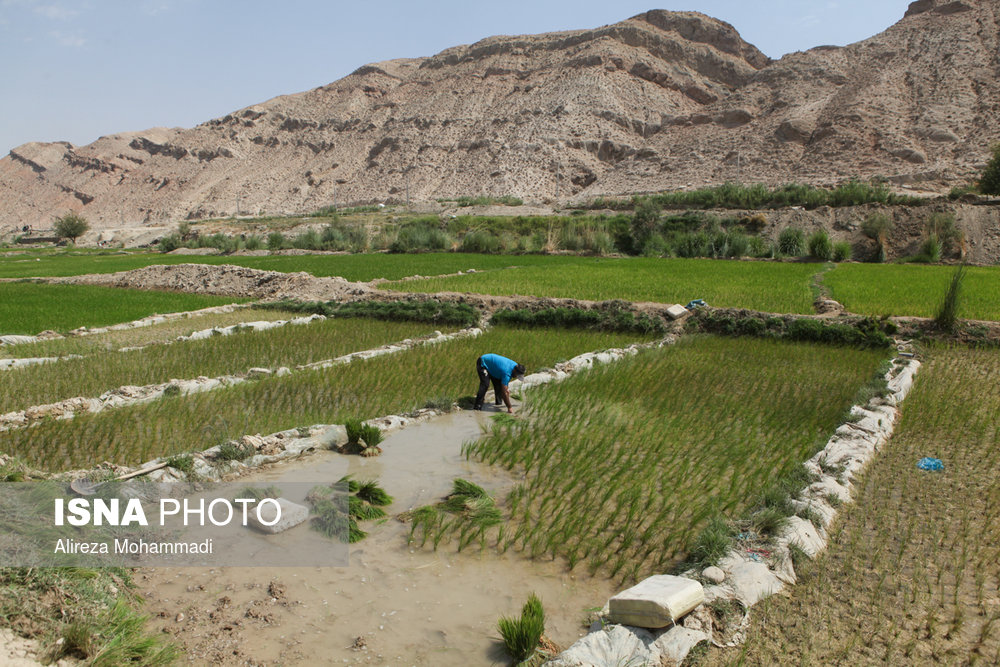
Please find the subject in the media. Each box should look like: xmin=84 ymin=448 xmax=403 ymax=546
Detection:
xmin=0 ymin=282 xmax=244 ymax=335
xmin=261 ymin=298 xmax=480 ymax=328
xmin=1 ymin=325 xmax=653 ymax=470
xmin=392 ymin=258 xmax=818 ymax=313
xmin=825 ymin=263 xmax=1000 ymax=320
xmin=463 ymin=336 xmax=888 ymax=581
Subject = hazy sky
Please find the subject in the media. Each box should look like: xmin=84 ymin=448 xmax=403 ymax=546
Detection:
xmin=0 ymin=0 xmax=913 ymax=155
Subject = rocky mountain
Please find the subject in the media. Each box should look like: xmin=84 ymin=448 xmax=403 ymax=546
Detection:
xmin=1 ymin=0 xmax=997 ymax=233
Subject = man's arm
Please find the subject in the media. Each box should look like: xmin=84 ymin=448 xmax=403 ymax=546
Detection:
xmin=501 ymin=385 xmax=514 ymax=413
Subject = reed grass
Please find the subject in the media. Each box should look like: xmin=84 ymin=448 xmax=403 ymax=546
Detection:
xmin=463 ymin=336 xmax=887 ymax=581
xmin=1 ymin=325 xmax=651 ymax=470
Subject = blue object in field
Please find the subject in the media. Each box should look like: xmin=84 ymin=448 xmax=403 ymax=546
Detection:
xmin=686 ymin=299 xmax=707 ymax=309
xmin=917 ymin=457 xmax=944 ymax=471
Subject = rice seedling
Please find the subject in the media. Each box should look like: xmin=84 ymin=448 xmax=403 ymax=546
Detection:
xmin=824 ymin=263 xmax=1000 ymax=320
xmin=392 ymin=258 xmax=819 ymax=314
xmin=0 ymin=308 xmax=294 ymax=360
xmin=358 ymin=424 xmax=384 ymax=457
xmin=0 ymin=325 xmax=649 ymax=470
xmin=308 ymin=476 xmax=392 ymax=542
xmin=463 ymin=336 xmax=887 ymax=581
xmin=710 ymin=345 xmax=1000 ymax=665
xmin=0 ymin=282 xmax=244 ymax=335
xmin=497 ymin=593 xmax=545 ymax=664
xmin=408 ymin=478 xmax=504 ymax=552
xmin=0 ymin=317 xmax=441 ymax=414
xmin=0 ymin=250 xmax=561 ymax=281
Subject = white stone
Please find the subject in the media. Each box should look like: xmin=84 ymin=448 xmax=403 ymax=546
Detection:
xmin=782 ymin=516 xmax=826 ymax=558
xmin=666 ymin=304 xmax=689 ymax=320
xmin=608 ymin=575 xmax=705 ymax=628
xmin=246 ymin=498 xmax=309 ymax=534
xmin=650 ymin=626 xmax=710 ymax=664
xmin=724 ymin=560 xmax=784 ymax=606
xmin=702 ymin=566 xmax=726 ymax=584
xmin=547 ymin=625 xmax=656 ymax=667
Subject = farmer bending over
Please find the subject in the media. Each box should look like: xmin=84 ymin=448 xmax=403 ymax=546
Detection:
xmin=474 ymin=353 xmax=525 ymax=413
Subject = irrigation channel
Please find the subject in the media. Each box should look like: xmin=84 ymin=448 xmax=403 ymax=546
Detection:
xmin=139 ymin=410 xmax=620 ymax=665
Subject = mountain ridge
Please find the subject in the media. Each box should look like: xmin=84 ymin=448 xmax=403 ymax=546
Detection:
xmin=1 ymin=1 xmax=996 ymax=232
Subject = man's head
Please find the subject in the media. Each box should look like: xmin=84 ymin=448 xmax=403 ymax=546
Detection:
xmin=513 ymin=363 xmax=526 ymax=380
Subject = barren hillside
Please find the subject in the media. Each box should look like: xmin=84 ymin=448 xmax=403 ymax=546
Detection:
xmin=1 ymin=0 xmax=997 ymax=233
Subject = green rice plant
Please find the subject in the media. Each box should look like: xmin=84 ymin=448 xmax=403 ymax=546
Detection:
xmin=0 ymin=317 xmax=441 ymax=415
xmin=824 ymin=263 xmax=1000 ymax=320
xmin=497 ymin=593 xmax=545 ymax=663
xmin=343 ymin=419 xmax=365 ymax=449
xmin=258 ymin=298 xmax=480 ymax=328
xmin=1 ymin=325 xmax=655 ymax=470
xmin=238 ymin=485 xmax=282 ymax=501
xmin=464 ymin=336 xmax=887 ymax=579
xmin=348 ymin=495 xmax=386 ymax=520
xmin=0 ymin=282 xmax=243 ymax=335
xmin=691 ymin=516 xmax=733 ymax=568
xmin=356 ymin=480 xmax=393 ymax=506
xmin=716 ymin=345 xmax=1000 ymax=665
xmin=358 ymin=424 xmax=384 ymax=457
xmin=392 ymin=257 xmax=819 ymax=314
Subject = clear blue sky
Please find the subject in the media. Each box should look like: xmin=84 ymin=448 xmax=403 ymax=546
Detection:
xmin=0 ymin=0 xmax=913 ymax=155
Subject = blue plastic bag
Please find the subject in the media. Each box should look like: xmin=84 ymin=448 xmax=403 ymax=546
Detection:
xmin=685 ymin=299 xmax=707 ymax=309
xmin=917 ymin=457 xmax=944 ymax=471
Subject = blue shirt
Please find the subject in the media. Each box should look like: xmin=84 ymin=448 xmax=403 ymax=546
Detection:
xmin=480 ymin=353 xmax=518 ymax=385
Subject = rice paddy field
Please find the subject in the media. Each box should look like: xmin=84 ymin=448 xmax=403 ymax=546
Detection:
xmin=824 ymin=263 xmax=1000 ymax=320
xmin=706 ymin=346 xmax=1000 ymax=666
xmin=0 ymin=250 xmax=557 ymax=281
xmin=0 ymin=307 xmax=292 ymax=358
xmin=0 ymin=325 xmax=652 ymax=470
xmin=0 ymin=317 xmax=445 ymax=413
xmin=464 ymin=336 xmax=889 ymax=580
xmin=393 ymin=257 xmax=820 ymax=314
xmin=0 ymin=282 xmax=245 ymax=335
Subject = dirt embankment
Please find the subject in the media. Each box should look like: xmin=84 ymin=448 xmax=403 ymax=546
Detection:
xmin=55 ymin=263 xmax=372 ymax=302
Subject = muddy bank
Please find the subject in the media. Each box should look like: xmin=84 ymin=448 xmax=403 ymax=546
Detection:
xmin=139 ymin=411 xmax=618 ymax=665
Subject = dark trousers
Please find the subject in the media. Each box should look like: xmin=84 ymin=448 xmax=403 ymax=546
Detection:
xmin=475 ymin=356 xmax=503 ymax=409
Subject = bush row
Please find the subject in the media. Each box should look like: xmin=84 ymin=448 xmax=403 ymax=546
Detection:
xmin=490 ymin=303 xmax=667 ymax=335
xmin=258 ymin=299 xmax=480 ymax=328
xmin=690 ymin=311 xmax=895 ymax=348
xmin=586 ymin=180 xmax=925 ymax=211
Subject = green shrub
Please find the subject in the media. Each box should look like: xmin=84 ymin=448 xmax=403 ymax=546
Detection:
xmin=165 ymin=454 xmax=194 ymax=473
xmin=935 ymin=264 xmax=966 ymax=333
xmin=497 ymin=593 xmax=545 ymax=663
xmin=807 ymin=230 xmax=833 ymax=261
xmin=832 ymin=241 xmax=852 ymax=262
xmin=267 ymin=232 xmax=285 ymax=251
xmin=244 ymin=234 xmax=264 ymax=251
xmin=862 ymin=213 xmax=893 ymax=262
xmin=461 ymin=230 xmax=502 ymax=253
xmin=925 ymin=212 xmax=963 ymax=258
xmin=490 ymin=304 xmax=666 ymax=335
xmin=778 ymin=227 xmax=805 ymax=256
xmin=54 ymin=212 xmax=89 ymax=241
xmin=390 ymin=222 xmax=451 ymax=253
xmin=912 ymin=235 xmax=942 ymax=263
xmin=979 ymin=143 xmax=1000 ymax=196
xmin=157 ymin=233 xmax=183 ymax=253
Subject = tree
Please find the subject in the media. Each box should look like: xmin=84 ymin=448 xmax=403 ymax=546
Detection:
xmin=54 ymin=212 xmax=89 ymax=242
xmin=979 ymin=143 xmax=1000 ymax=196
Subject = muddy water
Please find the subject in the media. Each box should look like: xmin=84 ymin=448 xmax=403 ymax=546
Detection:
xmin=140 ymin=410 xmax=617 ymax=665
